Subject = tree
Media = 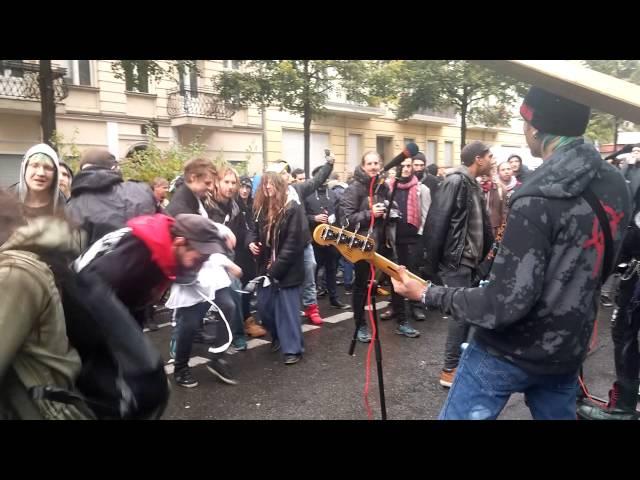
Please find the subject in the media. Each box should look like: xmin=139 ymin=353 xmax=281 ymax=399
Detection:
xmin=111 ymin=60 xmax=198 ymax=93
xmin=370 ymin=60 xmax=527 ymax=150
xmin=38 ymin=60 xmax=57 ymax=148
xmin=212 ymin=60 xmax=371 ymax=175
xmin=582 ymin=60 xmax=640 ymax=146
xmin=118 ymin=129 xmax=207 ymax=183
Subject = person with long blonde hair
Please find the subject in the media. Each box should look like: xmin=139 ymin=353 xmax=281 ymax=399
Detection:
xmin=248 ymin=172 xmax=307 ymax=364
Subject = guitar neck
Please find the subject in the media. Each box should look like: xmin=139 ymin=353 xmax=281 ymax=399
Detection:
xmin=371 ymin=253 xmax=429 ymax=287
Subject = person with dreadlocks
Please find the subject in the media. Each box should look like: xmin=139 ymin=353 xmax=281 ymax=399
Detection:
xmin=392 ymin=87 xmax=631 ymax=420
xmin=248 ymin=172 xmax=307 ymax=365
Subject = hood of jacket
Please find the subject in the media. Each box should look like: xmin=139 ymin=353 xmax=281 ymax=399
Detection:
xmin=70 ymin=168 xmax=124 ymax=196
xmin=511 ymin=139 xmax=602 ymax=203
xmin=18 ymin=144 xmax=61 ymax=211
xmin=127 ymin=214 xmax=177 ymax=280
xmin=0 ymin=216 xmax=80 ymax=259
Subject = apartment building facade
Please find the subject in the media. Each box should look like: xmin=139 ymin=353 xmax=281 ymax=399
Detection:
xmin=0 ymin=60 xmax=529 ymax=187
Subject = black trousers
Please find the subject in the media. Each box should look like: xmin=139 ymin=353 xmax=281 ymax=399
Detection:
xmin=314 ymin=244 xmax=340 ymax=302
xmin=613 ymin=275 xmax=640 ymax=384
xmin=174 ymin=287 xmax=236 ymax=372
xmin=390 ymin=242 xmax=420 ymax=321
xmin=352 ymin=260 xmax=373 ymax=327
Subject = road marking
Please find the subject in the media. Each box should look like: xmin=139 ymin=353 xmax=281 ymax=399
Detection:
xmin=161 ymin=301 xmax=389 ymax=375
xmin=164 ymin=356 xmax=209 ymax=375
xmin=322 ymin=301 xmax=389 ymax=324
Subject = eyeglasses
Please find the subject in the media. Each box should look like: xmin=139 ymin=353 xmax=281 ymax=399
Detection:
xmin=27 ymin=161 xmax=55 ymax=173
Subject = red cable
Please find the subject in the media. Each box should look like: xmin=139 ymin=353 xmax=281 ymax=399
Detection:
xmin=362 ymin=175 xmax=378 ymax=419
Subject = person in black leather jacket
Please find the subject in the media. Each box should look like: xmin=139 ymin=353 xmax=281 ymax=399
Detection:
xmin=423 ymin=141 xmax=494 ymax=387
xmin=339 ymin=151 xmax=390 ymax=343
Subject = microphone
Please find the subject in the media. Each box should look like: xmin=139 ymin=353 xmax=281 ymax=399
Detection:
xmin=382 ymin=143 xmax=419 ymax=172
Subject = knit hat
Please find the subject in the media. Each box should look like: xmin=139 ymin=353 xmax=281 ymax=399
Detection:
xmin=413 ymin=152 xmax=427 ymax=162
xmin=520 ymin=87 xmax=590 ymax=137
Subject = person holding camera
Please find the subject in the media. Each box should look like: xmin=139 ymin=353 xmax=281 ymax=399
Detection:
xmin=339 ymin=151 xmax=390 ymax=343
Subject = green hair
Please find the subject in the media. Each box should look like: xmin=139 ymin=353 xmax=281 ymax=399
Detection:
xmin=539 ymin=133 xmax=580 ymax=154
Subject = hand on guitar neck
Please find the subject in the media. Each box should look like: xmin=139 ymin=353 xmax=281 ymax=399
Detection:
xmin=312 ymin=224 xmax=429 ymax=301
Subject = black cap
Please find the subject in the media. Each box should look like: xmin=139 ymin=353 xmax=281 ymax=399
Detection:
xmin=413 ymin=152 xmax=427 ymax=162
xmin=173 ymin=214 xmax=225 ymax=255
xmin=520 ymin=87 xmax=590 ymax=137
xmin=239 ymin=175 xmax=253 ymax=188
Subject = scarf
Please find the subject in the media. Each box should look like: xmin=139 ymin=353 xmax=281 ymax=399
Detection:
xmin=500 ymin=176 xmax=518 ymax=191
xmin=480 ymin=180 xmax=493 ymax=193
xmin=391 ymin=175 xmax=419 ymax=229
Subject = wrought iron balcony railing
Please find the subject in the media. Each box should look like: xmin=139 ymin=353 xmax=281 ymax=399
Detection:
xmin=0 ymin=60 xmax=69 ymax=102
xmin=414 ymin=106 xmax=457 ymax=119
xmin=167 ymin=89 xmax=236 ymax=119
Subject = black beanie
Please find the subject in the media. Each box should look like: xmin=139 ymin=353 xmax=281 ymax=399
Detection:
xmin=520 ymin=87 xmax=590 ymax=137
xmin=413 ymin=152 xmax=427 ymax=162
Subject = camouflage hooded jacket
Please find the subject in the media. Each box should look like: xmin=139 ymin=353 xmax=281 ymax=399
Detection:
xmin=424 ymin=139 xmax=631 ymax=375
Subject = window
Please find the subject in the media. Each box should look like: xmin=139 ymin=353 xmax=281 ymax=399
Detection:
xmin=444 ymin=141 xmax=454 ymax=167
xmin=376 ymin=136 xmax=393 ymax=164
xmin=281 ymin=129 xmax=330 ymax=172
xmin=61 ymin=60 xmax=92 ymax=86
xmin=0 ymin=154 xmax=22 ymax=188
xmin=347 ymin=134 xmax=362 ymax=172
xmin=179 ymin=61 xmax=199 ymax=96
xmin=122 ymin=61 xmax=149 ymax=93
xmin=223 ymin=60 xmax=241 ymax=70
xmin=427 ymin=140 xmax=438 ymax=164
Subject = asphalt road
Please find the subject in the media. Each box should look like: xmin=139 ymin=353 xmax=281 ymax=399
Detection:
xmin=147 ymin=288 xmax=621 ymax=420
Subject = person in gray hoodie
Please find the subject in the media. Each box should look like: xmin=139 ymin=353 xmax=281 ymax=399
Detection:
xmin=392 ymin=87 xmax=632 ymax=420
xmin=10 ymin=143 xmax=66 ymax=219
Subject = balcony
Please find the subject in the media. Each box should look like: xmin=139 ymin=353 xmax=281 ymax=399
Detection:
xmin=167 ymin=88 xmax=236 ymax=128
xmin=404 ymin=106 xmax=457 ymax=125
xmin=0 ymin=61 xmax=68 ymax=115
xmin=324 ymin=89 xmax=385 ymax=119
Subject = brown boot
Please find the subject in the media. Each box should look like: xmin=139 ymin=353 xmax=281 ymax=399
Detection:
xmin=244 ymin=316 xmax=267 ymax=338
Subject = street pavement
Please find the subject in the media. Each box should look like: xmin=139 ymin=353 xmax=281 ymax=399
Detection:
xmin=146 ymin=286 xmax=621 ymax=420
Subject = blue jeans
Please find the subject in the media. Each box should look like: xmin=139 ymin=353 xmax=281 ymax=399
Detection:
xmin=340 ymin=257 xmax=354 ymax=287
xmin=257 ymin=284 xmax=304 ymax=356
xmin=439 ymin=341 xmax=579 ymax=420
xmin=302 ymin=243 xmax=317 ymax=307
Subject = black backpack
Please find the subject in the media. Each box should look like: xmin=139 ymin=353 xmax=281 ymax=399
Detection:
xmin=31 ymin=253 xmax=170 ymax=420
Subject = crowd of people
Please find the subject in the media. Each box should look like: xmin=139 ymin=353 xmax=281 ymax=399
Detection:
xmin=2 ymin=85 xmax=639 ymax=420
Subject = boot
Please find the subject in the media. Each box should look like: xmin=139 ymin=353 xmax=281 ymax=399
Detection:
xmin=304 ymin=304 xmax=323 ymax=325
xmin=577 ymin=380 xmax=640 ymax=420
xmin=244 ymin=316 xmax=267 ymax=338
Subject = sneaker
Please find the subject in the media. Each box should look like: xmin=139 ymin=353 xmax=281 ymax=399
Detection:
xmin=304 ymin=304 xmax=323 ymax=325
xmin=344 ymin=285 xmax=353 ymax=295
xmin=284 ymin=354 xmax=302 ymax=365
xmin=232 ymin=336 xmax=248 ymax=352
xmin=330 ymin=298 xmax=350 ymax=310
xmin=377 ymin=287 xmax=391 ymax=296
xmin=411 ymin=306 xmax=427 ymax=321
xmin=380 ymin=310 xmax=394 ymax=321
xmin=244 ymin=316 xmax=267 ymax=337
xmin=206 ymin=358 xmax=238 ymax=385
xmin=270 ymin=339 xmax=281 ymax=353
xmin=395 ymin=322 xmax=420 ymax=338
xmin=317 ymin=288 xmax=328 ymax=297
xmin=357 ymin=325 xmax=372 ymax=343
xmin=439 ymin=368 xmax=456 ymax=388
xmin=174 ymin=368 xmax=198 ymax=388
xmin=601 ymin=295 xmax=614 ymax=308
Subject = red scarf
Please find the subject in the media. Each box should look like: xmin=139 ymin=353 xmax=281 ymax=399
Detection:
xmin=391 ymin=176 xmax=419 ymax=229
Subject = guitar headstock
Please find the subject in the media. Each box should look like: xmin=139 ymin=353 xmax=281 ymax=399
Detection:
xmin=313 ymin=224 xmax=376 ymax=264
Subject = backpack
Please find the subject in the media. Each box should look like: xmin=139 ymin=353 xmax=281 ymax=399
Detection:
xmin=31 ymin=249 xmax=170 ymax=420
